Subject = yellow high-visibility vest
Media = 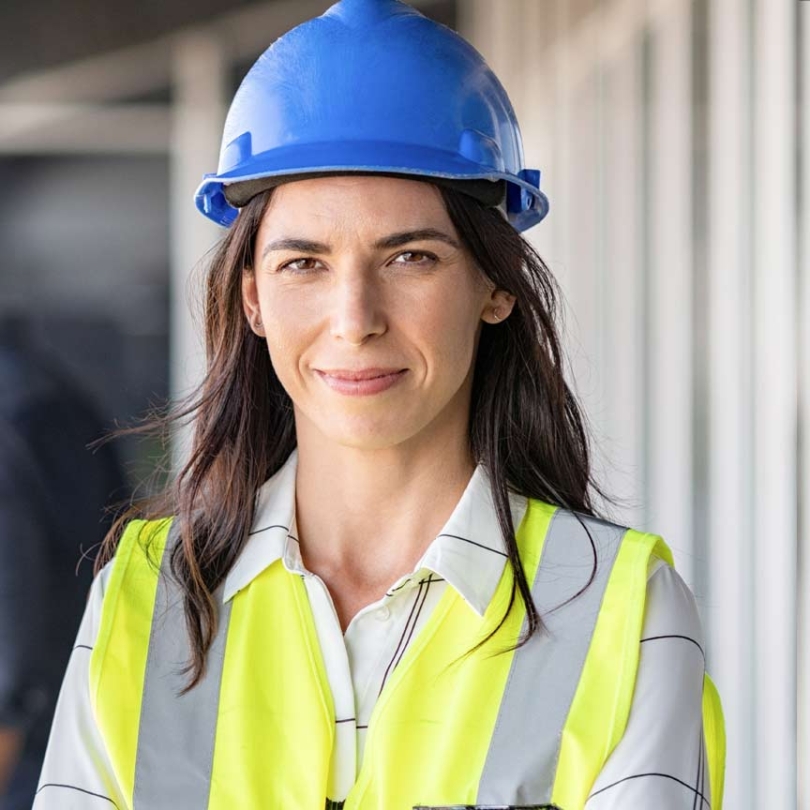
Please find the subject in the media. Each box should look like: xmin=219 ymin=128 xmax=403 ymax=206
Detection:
xmin=89 ymin=499 xmax=725 ymax=810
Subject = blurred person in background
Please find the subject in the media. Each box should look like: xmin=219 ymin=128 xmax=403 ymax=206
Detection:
xmin=0 ymin=313 xmax=126 ymax=809
xmin=36 ymin=1 xmax=725 ymax=808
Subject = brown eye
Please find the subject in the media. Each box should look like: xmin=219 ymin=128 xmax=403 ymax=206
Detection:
xmin=392 ymin=251 xmax=437 ymax=266
xmin=280 ymin=257 xmax=321 ymax=274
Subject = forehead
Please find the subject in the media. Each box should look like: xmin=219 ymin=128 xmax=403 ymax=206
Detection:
xmin=256 ymin=174 xmax=455 ymax=240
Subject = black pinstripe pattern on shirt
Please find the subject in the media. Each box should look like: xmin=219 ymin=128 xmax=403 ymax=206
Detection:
xmin=248 ymin=523 xmax=289 ymax=536
xmin=35 ymin=783 xmax=119 ymax=807
xmin=393 ymin=574 xmax=437 ymax=672
xmin=587 ymin=772 xmax=710 ymax=806
xmin=692 ymin=724 xmax=704 ymax=810
xmin=377 ymin=578 xmax=428 ymax=699
xmin=641 ymin=633 xmax=706 ymax=662
xmin=386 ymin=579 xmax=411 ymax=597
xmin=436 ymin=532 xmax=508 ymax=558
xmin=376 ymin=573 xmax=442 ymax=700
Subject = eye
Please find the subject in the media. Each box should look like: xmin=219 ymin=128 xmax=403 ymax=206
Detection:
xmin=390 ymin=250 xmax=438 ymax=267
xmin=278 ymin=257 xmax=322 ymax=274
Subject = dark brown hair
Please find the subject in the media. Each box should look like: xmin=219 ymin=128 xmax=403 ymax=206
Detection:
xmin=96 ymin=182 xmax=612 ymax=689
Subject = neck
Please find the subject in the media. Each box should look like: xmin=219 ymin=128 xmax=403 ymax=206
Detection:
xmin=293 ymin=422 xmax=476 ymax=591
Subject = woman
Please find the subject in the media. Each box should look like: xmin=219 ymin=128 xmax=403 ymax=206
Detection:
xmin=36 ymin=1 xmax=725 ymax=808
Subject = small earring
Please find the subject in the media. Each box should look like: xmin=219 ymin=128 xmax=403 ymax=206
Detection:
xmin=492 ymin=309 xmax=502 ymax=322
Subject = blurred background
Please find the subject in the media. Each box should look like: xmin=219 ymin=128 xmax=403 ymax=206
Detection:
xmin=0 ymin=0 xmax=804 ymax=807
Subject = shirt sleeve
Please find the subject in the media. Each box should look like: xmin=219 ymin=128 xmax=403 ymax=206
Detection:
xmin=34 ymin=563 xmax=128 ymax=810
xmin=585 ymin=557 xmax=710 ymax=809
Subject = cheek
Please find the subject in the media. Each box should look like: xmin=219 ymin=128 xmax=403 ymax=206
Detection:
xmin=255 ymin=288 xmax=318 ymax=378
xmin=407 ymin=285 xmax=481 ymax=374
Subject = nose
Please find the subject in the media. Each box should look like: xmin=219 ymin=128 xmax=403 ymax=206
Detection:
xmin=328 ymin=270 xmax=386 ymax=346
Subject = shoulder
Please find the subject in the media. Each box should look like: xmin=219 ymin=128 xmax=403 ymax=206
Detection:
xmin=89 ymin=518 xmax=175 ymax=638
xmin=522 ymin=501 xmax=692 ymax=609
xmin=530 ymin=502 xmax=675 ymax=570
xmin=118 ymin=516 xmax=175 ymax=552
xmin=102 ymin=516 xmax=176 ymax=590
xmin=614 ymin=520 xmax=703 ymax=652
xmin=87 ymin=518 xmax=176 ymax=693
xmin=107 ymin=517 xmax=175 ymax=576
xmin=642 ymin=554 xmax=705 ymax=658
xmin=536 ymin=503 xmax=701 ymax=642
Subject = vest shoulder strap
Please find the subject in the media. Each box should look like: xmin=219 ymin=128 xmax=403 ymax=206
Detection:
xmin=552 ymin=526 xmax=674 ymax=807
xmin=89 ymin=517 xmax=174 ymax=807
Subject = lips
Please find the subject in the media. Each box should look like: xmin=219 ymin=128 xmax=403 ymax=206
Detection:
xmin=315 ymin=368 xmax=408 ymax=396
xmin=316 ymin=368 xmax=405 ymax=381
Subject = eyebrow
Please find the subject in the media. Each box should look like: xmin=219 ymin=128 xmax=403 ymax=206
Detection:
xmin=260 ymin=228 xmax=461 ymax=262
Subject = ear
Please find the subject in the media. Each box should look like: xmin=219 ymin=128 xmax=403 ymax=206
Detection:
xmin=241 ymin=268 xmax=265 ymax=336
xmin=481 ymin=289 xmax=517 ymax=324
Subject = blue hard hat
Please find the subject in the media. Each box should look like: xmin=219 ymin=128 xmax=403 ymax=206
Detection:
xmin=195 ymin=0 xmax=549 ymax=232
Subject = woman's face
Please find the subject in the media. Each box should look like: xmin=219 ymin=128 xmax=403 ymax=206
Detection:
xmin=242 ymin=175 xmax=514 ymax=452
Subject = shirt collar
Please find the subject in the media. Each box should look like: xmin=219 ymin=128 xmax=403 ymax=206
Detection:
xmin=409 ymin=464 xmax=526 ymax=615
xmin=222 ymin=448 xmax=299 ymax=602
xmin=222 ymin=448 xmax=528 ymax=617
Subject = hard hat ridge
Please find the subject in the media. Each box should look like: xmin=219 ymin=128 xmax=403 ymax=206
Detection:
xmin=325 ymin=0 xmax=417 ymax=27
xmin=194 ymin=0 xmax=550 ymax=232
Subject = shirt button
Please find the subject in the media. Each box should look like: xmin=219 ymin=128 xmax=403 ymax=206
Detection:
xmin=375 ymin=606 xmax=391 ymax=621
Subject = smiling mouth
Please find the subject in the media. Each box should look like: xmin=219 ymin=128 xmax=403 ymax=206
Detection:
xmin=316 ymin=368 xmax=406 ymax=381
xmin=315 ymin=369 xmax=408 ymax=396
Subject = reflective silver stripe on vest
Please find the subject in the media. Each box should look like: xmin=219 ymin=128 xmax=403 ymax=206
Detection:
xmin=133 ymin=522 xmax=233 ymax=810
xmin=477 ymin=508 xmax=627 ymax=805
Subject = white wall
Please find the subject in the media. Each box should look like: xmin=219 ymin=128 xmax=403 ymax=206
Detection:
xmin=460 ymin=0 xmax=803 ymax=806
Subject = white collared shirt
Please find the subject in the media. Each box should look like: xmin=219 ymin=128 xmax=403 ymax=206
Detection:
xmin=36 ymin=449 xmax=710 ymax=808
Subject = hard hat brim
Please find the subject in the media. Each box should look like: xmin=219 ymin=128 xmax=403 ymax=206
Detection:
xmin=222 ymin=171 xmax=507 ymax=211
xmin=195 ymin=139 xmax=549 ymax=232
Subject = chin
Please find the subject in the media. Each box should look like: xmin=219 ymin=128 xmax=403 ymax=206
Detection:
xmin=319 ymin=414 xmax=426 ymax=451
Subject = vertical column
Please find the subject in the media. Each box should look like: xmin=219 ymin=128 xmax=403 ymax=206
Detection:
xmin=566 ymin=52 xmax=601 ymax=421
xmin=752 ymin=0 xmax=798 ymax=804
xmin=519 ymin=0 xmax=556 ymax=267
xmin=800 ymin=6 xmax=810 ymax=805
xmin=540 ymin=0 xmax=598 ymax=420
xmin=457 ymin=0 xmax=523 ymax=84
xmin=602 ymin=20 xmax=646 ymax=527
xmin=706 ymin=0 xmax=754 ymax=805
xmin=169 ymin=31 xmax=226 ymax=469
xmin=488 ymin=0 xmax=524 ymax=93
xmin=646 ymin=0 xmax=695 ymax=583
xmin=546 ymin=0 xmax=576 ymax=320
